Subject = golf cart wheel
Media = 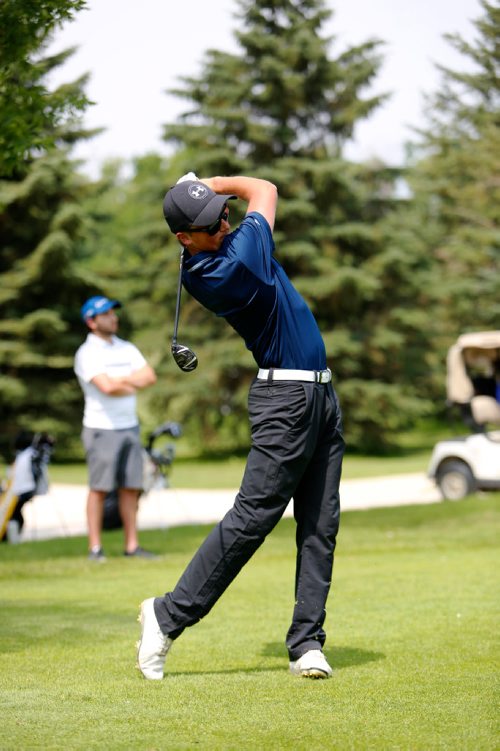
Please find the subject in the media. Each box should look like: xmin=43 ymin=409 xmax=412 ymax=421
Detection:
xmin=436 ymin=460 xmax=475 ymax=501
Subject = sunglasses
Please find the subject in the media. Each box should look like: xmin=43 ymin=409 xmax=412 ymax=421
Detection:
xmin=188 ymin=207 xmax=229 ymax=236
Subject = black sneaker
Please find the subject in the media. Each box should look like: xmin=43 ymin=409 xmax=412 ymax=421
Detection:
xmin=88 ymin=547 xmax=107 ymax=562
xmin=124 ymin=546 xmax=158 ymax=559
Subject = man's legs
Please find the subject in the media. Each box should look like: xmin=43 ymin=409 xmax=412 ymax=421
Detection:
xmin=154 ymin=379 xmax=314 ymax=638
xmin=138 ymin=451 xmax=290 ymax=678
xmin=87 ymin=486 xmax=143 ymax=555
xmin=153 ymin=450 xmax=293 ymax=637
xmin=87 ymin=489 xmax=106 ymax=550
xmin=140 ymin=380 xmax=342 ymax=679
xmin=83 ymin=426 xmax=145 ymax=555
xmin=286 ymin=384 xmax=344 ymax=660
xmin=83 ymin=427 xmax=115 ymax=553
xmin=118 ymin=428 xmax=145 ymax=554
xmin=118 ymin=487 xmax=140 ymax=553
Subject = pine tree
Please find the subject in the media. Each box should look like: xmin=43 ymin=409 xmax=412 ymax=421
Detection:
xmin=385 ymin=0 xmax=500 ymax=408
xmin=412 ymin=1 xmax=499 ymax=332
xmin=75 ymin=154 xmax=171 ymax=434
xmin=152 ymin=0 xmax=421 ymax=452
xmin=0 ymin=7 xmax=100 ymax=460
xmin=0 ymin=152 xmax=103 ymax=459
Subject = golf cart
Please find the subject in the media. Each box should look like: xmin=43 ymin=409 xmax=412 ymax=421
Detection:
xmin=103 ymin=421 xmax=182 ymax=529
xmin=428 ymin=331 xmax=500 ymax=500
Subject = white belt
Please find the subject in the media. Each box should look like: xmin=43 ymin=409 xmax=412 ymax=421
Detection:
xmin=257 ymin=367 xmax=332 ymax=384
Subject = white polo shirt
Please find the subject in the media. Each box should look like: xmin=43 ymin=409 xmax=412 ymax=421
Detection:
xmin=74 ymin=334 xmax=147 ymax=429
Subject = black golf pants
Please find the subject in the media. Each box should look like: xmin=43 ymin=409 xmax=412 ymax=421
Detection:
xmin=154 ymin=378 xmax=344 ymax=660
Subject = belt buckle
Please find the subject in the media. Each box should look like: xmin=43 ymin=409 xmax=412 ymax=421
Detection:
xmin=318 ymin=369 xmax=330 ymax=384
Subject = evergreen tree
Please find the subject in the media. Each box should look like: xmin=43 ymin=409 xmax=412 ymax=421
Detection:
xmin=0 ymin=9 xmax=101 ymax=460
xmin=154 ymin=0 xmax=423 ymax=452
xmin=88 ymin=0 xmax=497 ymax=454
xmin=386 ymin=0 xmax=500 ymax=408
xmin=415 ymin=0 xmax=499 ymax=331
xmin=76 ymin=154 xmax=171 ymax=434
xmin=0 ymin=151 xmax=102 ymax=460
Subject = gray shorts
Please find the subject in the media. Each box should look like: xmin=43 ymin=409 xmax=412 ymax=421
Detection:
xmin=81 ymin=426 xmax=143 ymax=492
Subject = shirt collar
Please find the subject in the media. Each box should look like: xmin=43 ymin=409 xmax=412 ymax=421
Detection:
xmin=86 ymin=333 xmax=118 ymax=347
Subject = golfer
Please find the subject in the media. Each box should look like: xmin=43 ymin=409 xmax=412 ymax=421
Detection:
xmin=137 ymin=175 xmax=344 ymax=679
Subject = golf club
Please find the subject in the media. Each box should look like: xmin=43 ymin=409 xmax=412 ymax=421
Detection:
xmin=171 ymin=247 xmax=198 ymax=372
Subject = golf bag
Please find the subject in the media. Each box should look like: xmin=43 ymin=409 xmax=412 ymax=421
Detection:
xmin=0 ymin=432 xmax=55 ymax=542
xmin=102 ymin=421 xmax=182 ymax=530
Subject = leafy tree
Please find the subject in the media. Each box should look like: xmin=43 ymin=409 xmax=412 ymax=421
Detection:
xmin=0 ymin=0 xmax=93 ymax=178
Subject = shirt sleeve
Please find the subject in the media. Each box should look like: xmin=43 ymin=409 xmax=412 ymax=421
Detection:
xmin=226 ymin=212 xmax=275 ymax=283
xmin=74 ymin=345 xmax=107 ymax=383
xmin=126 ymin=343 xmax=147 ymax=371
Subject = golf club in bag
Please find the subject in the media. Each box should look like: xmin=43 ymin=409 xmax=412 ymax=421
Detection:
xmin=171 ymin=247 xmax=198 ymax=372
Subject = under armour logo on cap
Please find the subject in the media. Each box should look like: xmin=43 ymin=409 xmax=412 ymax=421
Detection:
xmin=188 ymin=184 xmax=209 ymax=200
xmin=162 ymin=180 xmax=237 ymax=234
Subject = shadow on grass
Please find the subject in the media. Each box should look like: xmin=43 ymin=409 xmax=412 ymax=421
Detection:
xmin=162 ymin=642 xmax=385 ymax=678
xmin=262 ymin=641 xmax=385 ymax=670
xmin=165 ymin=667 xmax=291 ymax=677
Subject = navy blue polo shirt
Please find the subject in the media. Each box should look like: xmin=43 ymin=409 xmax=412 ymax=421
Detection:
xmin=182 ymin=212 xmax=326 ymax=370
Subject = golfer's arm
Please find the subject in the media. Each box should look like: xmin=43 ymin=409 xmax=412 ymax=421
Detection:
xmin=202 ymin=176 xmax=278 ymax=231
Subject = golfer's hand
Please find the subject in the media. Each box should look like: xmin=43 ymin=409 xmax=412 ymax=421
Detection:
xmin=176 ymin=172 xmax=198 ymax=184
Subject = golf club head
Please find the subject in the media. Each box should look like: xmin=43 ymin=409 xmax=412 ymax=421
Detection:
xmin=171 ymin=342 xmax=198 ymax=372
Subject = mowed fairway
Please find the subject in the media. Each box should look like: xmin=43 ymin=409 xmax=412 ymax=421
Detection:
xmin=0 ymin=494 xmax=498 ymax=750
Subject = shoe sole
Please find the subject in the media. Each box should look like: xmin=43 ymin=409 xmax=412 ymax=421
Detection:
xmin=290 ymin=659 xmax=333 ymax=679
xmin=299 ymin=668 xmax=331 ymax=679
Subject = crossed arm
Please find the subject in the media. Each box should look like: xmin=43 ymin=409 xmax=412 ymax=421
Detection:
xmin=91 ymin=364 xmax=157 ymax=396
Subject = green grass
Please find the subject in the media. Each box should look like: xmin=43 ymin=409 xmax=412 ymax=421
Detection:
xmin=22 ymin=418 xmax=460 ymax=487
xmin=3 ymin=417 xmax=458 ymax=488
xmin=1 ymin=494 xmax=498 ymax=750
xmin=42 ymin=450 xmax=432 ymax=488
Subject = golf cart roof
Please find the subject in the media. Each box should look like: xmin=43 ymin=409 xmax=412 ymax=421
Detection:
xmin=446 ymin=330 xmax=500 ymax=426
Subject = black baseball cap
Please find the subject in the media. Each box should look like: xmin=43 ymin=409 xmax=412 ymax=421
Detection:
xmin=163 ymin=180 xmax=236 ymax=234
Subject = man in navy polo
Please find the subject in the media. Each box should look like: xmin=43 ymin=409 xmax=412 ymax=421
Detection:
xmin=137 ymin=175 xmax=344 ymax=679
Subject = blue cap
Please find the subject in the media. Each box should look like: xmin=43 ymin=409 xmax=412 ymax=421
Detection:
xmin=81 ymin=296 xmax=122 ymax=321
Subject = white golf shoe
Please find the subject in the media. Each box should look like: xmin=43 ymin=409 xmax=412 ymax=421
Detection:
xmin=136 ymin=598 xmax=172 ymax=680
xmin=289 ymin=649 xmax=333 ymax=679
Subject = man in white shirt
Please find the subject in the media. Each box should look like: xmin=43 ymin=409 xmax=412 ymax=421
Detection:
xmin=74 ymin=296 xmax=157 ymax=561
